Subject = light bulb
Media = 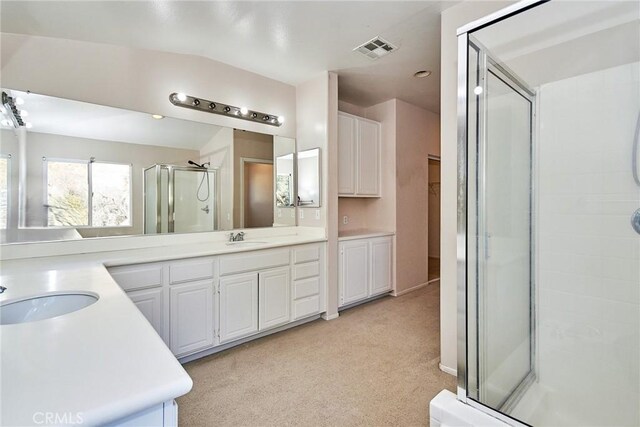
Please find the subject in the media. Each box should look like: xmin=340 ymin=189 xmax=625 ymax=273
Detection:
xmin=240 ymin=107 xmax=248 ymax=115
xmin=474 ymin=86 xmax=483 ymax=95
xmin=176 ymin=93 xmax=187 ymax=102
xmin=277 ymin=116 xmax=285 ymax=124
xmin=151 ymin=114 xmax=164 ymax=120
xmin=15 ymin=97 xmax=24 ymax=105
xmin=25 ymin=122 xmax=33 ymax=129
xmin=19 ymin=110 xmax=29 ymax=117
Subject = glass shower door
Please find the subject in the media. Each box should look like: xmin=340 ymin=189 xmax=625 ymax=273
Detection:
xmin=468 ymin=42 xmax=535 ymax=412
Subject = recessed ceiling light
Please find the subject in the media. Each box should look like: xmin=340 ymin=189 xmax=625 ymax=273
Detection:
xmin=152 ymin=114 xmax=164 ymax=120
xmin=413 ymin=70 xmax=432 ymax=78
xmin=176 ymin=93 xmax=187 ymax=102
xmin=240 ymin=107 xmax=249 ymax=115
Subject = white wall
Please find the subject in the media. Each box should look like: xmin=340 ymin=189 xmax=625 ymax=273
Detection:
xmin=296 ymin=73 xmax=330 ymax=228
xmin=533 ymin=61 xmax=640 ymax=426
xmin=439 ymin=0 xmax=514 ymax=374
xmin=1 ymin=33 xmax=296 ymax=138
xmin=200 ymin=127 xmax=234 ymax=231
xmin=295 ymin=72 xmax=338 ymax=318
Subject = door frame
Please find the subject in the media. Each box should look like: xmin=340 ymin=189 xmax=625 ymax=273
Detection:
xmin=239 ymin=157 xmax=273 ymax=228
xmin=427 ymin=155 xmax=441 ymax=285
xmin=469 ymin=36 xmax=538 ymax=413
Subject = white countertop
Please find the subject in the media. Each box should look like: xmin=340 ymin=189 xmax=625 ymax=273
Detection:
xmin=0 ymin=232 xmax=326 ymax=426
xmin=338 ymin=229 xmax=395 ymax=241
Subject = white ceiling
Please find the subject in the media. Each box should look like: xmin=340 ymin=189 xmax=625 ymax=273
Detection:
xmin=0 ymin=1 xmax=456 ymax=113
xmin=2 ymin=89 xmax=222 ymax=150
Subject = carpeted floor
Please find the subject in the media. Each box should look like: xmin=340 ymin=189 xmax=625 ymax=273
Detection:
xmin=177 ymin=284 xmax=455 ymax=426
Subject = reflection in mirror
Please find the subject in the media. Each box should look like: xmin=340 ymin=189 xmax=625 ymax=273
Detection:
xmin=0 ymin=89 xmax=296 ymax=243
xmin=296 ymin=148 xmax=321 ymax=208
xmin=274 ymin=136 xmax=296 ymax=226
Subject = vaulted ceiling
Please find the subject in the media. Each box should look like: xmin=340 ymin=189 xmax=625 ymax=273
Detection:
xmin=1 ymin=1 xmax=457 ymax=113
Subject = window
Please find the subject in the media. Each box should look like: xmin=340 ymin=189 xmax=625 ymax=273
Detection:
xmin=45 ymin=159 xmax=131 ymax=227
xmin=0 ymin=155 xmax=9 ymax=229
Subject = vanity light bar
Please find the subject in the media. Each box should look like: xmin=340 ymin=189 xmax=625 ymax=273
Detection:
xmin=1 ymin=92 xmax=25 ymax=128
xmin=169 ymin=93 xmax=283 ymax=127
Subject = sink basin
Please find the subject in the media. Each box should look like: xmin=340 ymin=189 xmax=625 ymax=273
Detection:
xmin=0 ymin=292 xmax=99 ymax=325
xmin=225 ymin=241 xmax=267 ymax=246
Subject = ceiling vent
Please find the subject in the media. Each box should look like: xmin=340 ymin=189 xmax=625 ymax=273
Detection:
xmin=353 ymin=36 xmax=398 ymax=60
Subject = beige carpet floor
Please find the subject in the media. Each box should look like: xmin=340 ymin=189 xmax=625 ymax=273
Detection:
xmin=177 ymin=284 xmax=455 ymax=426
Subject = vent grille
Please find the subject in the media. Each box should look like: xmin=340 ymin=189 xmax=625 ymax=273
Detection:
xmin=353 ymin=36 xmax=398 ymax=60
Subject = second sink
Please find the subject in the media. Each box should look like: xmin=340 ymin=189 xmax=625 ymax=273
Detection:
xmin=0 ymin=292 xmax=99 ymax=325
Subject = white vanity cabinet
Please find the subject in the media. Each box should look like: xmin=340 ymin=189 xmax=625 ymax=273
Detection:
xmin=169 ymin=280 xmax=215 ymax=356
xmin=292 ymin=244 xmax=323 ymax=320
xmin=259 ymin=267 xmax=291 ymax=330
xmin=108 ymin=241 xmax=326 ymax=361
xmin=108 ymin=257 xmax=217 ymax=357
xmin=218 ymin=272 xmax=259 ymax=343
xmin=109 ymin=263 xmax=167 ymax=342
xmin=218 ymin=248 xmax=292 ymax=343
xmin=338 ymin=235 xmax=393 ymax=307
xmin=338 ymin=112 xmax=381 ymax=197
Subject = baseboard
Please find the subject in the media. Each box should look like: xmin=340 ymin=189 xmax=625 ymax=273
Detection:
xmin=322 ymin=312 xmax=339 ymax=320
xmin=439 ymin=363 xmax=457 ymax=376
xmin=392 ymin=281 xmax=429 ymax=297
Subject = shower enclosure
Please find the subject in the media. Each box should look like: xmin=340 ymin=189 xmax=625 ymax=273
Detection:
xmin=144 ymin=164 xmax=217 ymax=234
xmin=457 ymin=1 xmax=639 ymax=425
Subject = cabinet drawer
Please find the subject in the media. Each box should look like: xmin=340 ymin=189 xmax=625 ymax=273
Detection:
xmin=219 ymin=249 xmax=290 ymax=276
xmin=109 ymin=264 xmax=163 ymax=292
xmin=169 ymin=258 xmax=214 ymax=284
xmin=293 ymin=245 xmax=320 ymax=264
xmin=293 ymin=277 xmax=319 ymax=300
xmin=293 ymin=261 xmax=319 ymax=280
xmin=293 ymin=295 xmax=320 ymax=320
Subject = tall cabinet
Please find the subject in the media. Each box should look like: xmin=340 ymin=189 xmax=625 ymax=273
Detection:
xmin=338 ymin=112 xmax=381 ymax=197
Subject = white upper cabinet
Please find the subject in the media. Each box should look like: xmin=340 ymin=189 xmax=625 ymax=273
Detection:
xmin=338 ymin=113 xmax=357 ymax=194
xmin=338 ymin=112 xmax=381 ymax=197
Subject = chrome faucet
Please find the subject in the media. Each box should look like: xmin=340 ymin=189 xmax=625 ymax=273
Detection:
xmin=228 ymin=232 xmax=245 ymax=242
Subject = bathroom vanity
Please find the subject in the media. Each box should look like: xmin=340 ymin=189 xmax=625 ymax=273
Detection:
xmin=108 ymin=240 xmax=326 ymax=361
xmin=0 ymin=229 xmax=326 ymax=425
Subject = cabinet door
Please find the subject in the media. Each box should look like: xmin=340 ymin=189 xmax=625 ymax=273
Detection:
xmin=339 ymin=240 xmax=369 ymax=306
xmin=169 ymin=280 xmax=214 ymax=356
xmin=338 ymin=113 xmax=357 ymax=195
xmin=219 ymin=272 xmax=258 ymax=343
xmin=258 ymin=267 xmax=290 ymax=331
xmin=127 ymin=287 xmax=165 ymax=342
xmin=356 ymin=119 xmax=380 ymax=196
xmin=370 ymin=237 xmax=393 ymax=295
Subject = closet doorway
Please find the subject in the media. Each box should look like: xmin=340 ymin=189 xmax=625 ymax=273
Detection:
xmin=428 ymin=156 xmax=441 ymax=282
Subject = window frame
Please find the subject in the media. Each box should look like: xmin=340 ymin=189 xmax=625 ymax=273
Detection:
xmin=0 ymin=153 xmax=12 ymax=230
xmin=43 ymin=157 xmax=133 ymax=229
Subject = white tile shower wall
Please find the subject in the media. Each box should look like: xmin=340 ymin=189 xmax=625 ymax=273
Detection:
xmin=537 ymin=61 xmax=639 ymax=426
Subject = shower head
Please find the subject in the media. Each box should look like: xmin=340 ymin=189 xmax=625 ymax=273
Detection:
xmin=188 ymin=160 xmax=205 ymax=168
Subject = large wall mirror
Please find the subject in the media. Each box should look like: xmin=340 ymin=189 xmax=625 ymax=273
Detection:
xmin=0 ymin=89 xmax=297 ymax=244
